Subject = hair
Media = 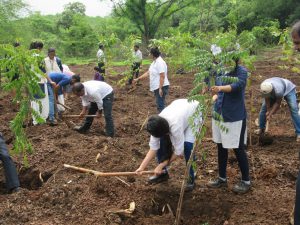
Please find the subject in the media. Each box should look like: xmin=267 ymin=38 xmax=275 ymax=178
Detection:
xmin=29 ymin=41 xmax=43 ymax=50
xmin=99 ymin=44 xmax=104 ymax=49
xmin=72 ymin=82 xmax=84 ymax=93
xmin=94 ymin=66 xmax=100 ymax=72
xmin=134 ymin=44 xmax=139 ymax=49
xmin=71 ymin=74 xmax=81 ymax=83
xmin=292 ymin=21 xmax=300 ymax=37
xmin=13 ymin=42 xmax=20 ymax=47
xmin=146 ymin=115 xmax=173 ymax=162
xmin=48 ymin=47 xmax=56 ymax=54
xmin=150 ymin=47 xmax=161 ymax=58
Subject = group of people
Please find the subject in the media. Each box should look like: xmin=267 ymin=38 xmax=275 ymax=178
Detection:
xmin=0 ymin=22 xmax=299 ymax=224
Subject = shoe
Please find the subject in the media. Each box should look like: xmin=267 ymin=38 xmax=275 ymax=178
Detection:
xmin=148 ymin=172 xmax=169 ymax=184
xmin=296 ymin=135 xmax=300 ymax=142
xmin=48 ymin=119 xmax=58 ymax=126
xmin=254 ymin=129 xmax=263 ymax=135
xmin=10 ymin=187 xmax=20 ymax=193
xmin=207 ymin=178 xmax=228 ymax=188
xmin=73 ymin=125 xmax=88 ymax=134
xmin=232 ymin=181 xmax=251 ymax=194
xmin=185 ymin=182 xmax=195 ymax=192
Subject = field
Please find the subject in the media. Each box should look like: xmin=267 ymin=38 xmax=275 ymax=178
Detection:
xmin=0 ymin=49 xmax=299 ymax=225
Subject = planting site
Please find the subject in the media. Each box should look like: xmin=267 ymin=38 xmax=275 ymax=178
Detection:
xmin=0 ymin=49 xmax=299 ymax=225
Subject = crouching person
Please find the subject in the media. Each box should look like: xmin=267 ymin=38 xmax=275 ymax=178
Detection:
xmin=0 ymin=134 xmax=20 ymax=193
xmin=72 ymin=81 xmax=114 ymax=137
xmin=135 ymin=99 xmax=202 ymax=192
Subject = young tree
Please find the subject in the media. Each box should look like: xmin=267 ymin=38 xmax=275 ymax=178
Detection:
xmin=108 ymin=0 xmax=197 ymax=44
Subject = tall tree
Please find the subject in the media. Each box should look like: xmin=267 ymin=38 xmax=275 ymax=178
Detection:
xmin=57 ymin=2 xmax=86 ymax=29
xmin=108 ymin=0 xmax=197 ymax=44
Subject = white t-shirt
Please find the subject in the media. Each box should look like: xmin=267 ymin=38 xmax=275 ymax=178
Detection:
xmin=133 ymin=49 xmax=142 ymax=63
xmin=44 ymin=56 xmax=61 ymax=74
xmin=149 ymin=99 xmax=201 ymax=156
xmin=149 ymin=56 xmax=170 ymax=91
xmin=81 ymin=80 xmax=113 ymax=110
xmin=96 ymin=49 xmax=106 ymax=63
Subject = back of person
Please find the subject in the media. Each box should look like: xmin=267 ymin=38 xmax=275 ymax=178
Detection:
xmin=83 ymin=80 xmax=112 ymax=97
xmin=264 ymin=77 xmax=295 ymax=98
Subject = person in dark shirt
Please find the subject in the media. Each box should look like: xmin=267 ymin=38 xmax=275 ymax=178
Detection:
xmin=207 ymin=57 xmax=251 ymax=194
xmin=93 ymin=66 xmax=104 ymax=81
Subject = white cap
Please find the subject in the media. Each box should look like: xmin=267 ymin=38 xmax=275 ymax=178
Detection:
xmin=260 ymin=82 xmax=273 ymax=95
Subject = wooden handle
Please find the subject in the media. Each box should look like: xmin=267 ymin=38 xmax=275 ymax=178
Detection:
xmin=57 ymin=102 xmax=71 ymax=110
xmin=63 ymin=115 xmax=98 ymax=118
xmin=64 ymin=164 xmax=155 ymax=177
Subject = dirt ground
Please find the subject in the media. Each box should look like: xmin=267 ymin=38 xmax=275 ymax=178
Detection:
xmin=0 ymin=49 xmax=299 ymax=225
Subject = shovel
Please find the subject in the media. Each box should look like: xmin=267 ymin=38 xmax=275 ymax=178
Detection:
xmin=64 ymin=164 xmax=155 ymax=177
xmin=63 ymin=114 xmax=98 ymax=118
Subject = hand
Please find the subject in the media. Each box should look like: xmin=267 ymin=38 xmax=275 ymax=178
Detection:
xmin=132 ymin=79 xmax=138 ymax=85
xmin=96 ymin=110 xmax=102 ymax=117
xmin=79 ymin=112 xmax=85 ymax=118
xmin=212 ymin=94 xmax=218 ymax=102
xmin=266 ymin=114 xmax=272 ymax=121
xmin=154 ymin=164 xmax=164 ymax=175
xmin=51 ymin=81 xmax=56 ymax=88
xmin=159 ymin=88 xmax=163 ymax=97
xmin=211 ymin=86 xmax=221 ymax=94
xmin=135 ymin=167 xmax=144 ymax=176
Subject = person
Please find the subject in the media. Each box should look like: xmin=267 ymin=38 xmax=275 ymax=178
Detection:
xmin=49 ymin=72 xmax=72 ymax=113
xmin=208 ymin=56 xmax=251 ymax=194
xmin=93 ymin=66 xmax=104 ymax=81
xmin=291 ymin=20 xmax=300 ymax=225
xmin=0 ymin=133 xmax=20 ymax=193
xmin=135 ymin=99 xmax=201 ymax=191
xmin=73 ymin=81 xmax=114 ymax=137
xmin=133 ymin=47 xmax=170 ymax=112
xmin=128 ymin=45 xmax=142 ymax=85
xmin=29 ymin=41 xmax=57 ymax=126
xmin=44 ymin=48 xmax=63 ymax=74
xmin=96 ymin=44 xmax=106 ymax=77
xmin=257 ymin=77 xmax=300 ymax=142
xmin=62 ymin=64 xmax=75 ymax=100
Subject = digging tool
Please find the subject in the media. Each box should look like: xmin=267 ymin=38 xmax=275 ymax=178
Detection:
xmin=64 ymin=164 xmax=155 ymax=176
xmin=57 ymin=102 xmax=71 ymax=110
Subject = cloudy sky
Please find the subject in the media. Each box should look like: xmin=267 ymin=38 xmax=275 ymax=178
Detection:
xmin=25 ymin=0 xmax=113 ymax=17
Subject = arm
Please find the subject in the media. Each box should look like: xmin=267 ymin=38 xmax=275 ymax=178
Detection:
xmin=267 ymin=98 xmax=282 ymax=120
xmin=133 ymin=71 xmax=149 ymax=84
xmin=136 ymin=149 xmax=157 ymax=172
xmin=80 ymin=106 xmax=88 ymax=117
xmin=153 ymin=153 xmax=178 ymax=175
xmin=158 ymin=72 xmax=165 ymax=97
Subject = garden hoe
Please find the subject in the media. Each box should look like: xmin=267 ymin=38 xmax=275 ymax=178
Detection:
xmin=64 ymin=164 xmax=155 ymax=177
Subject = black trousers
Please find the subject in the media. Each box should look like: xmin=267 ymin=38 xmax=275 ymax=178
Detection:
xmin=98 ymin=62 xmax=105 ymax=76
xmin=80 ymin=92 xmax=114 ymax=137
xmin=217 ymin=119 xmax=250 ymax=181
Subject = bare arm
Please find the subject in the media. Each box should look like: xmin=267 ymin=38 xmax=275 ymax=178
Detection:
xmin=136 ymin=149 xmax=156 ymax=172
xmin=80 ymin=106 xmax=88 ymax=117
xmin=211 ymin=85 xmax=232 ymax=94
xmin=267 ymin=98 xmax=282 ymax=120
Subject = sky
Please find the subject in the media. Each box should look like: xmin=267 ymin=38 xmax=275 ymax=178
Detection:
xmin=25 ymin=0 xmax=113 ymax=17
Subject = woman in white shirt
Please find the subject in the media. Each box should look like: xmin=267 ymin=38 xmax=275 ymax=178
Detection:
xmin=134 ymin=47 xmax=170 ymax=112
xmin=135 ymin=99 xmax=201 ymax=191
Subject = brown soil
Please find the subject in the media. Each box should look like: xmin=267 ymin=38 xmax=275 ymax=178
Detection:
xmin=0 ymin=49 xmax=299 ymax=225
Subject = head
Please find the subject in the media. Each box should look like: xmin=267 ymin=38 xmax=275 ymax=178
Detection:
xmin=35 ymin=41 xmax=44 ymax=51
xmin=134 ymin=44 xmax=139 ymax=51
xmin=150 ymin=47 xmax=160 ymax=59
xmin=71 ymin=74 xmax=81 ymax=85
xmin=260 ymin=81 xmax=273 ymax=97
xmin=13 ymin=42 xmax=20 ymax=48
xmin=72 ymin=82 xmax=85 ymax=96
xmin=292 ymin=21 xmax=300 ymax=52
xmin=94 ymin=66 xmax=100 ymax=72
xmin=99 ymin=44 xmax=104 ymax=50
xmin=146 ymin=115 xmax=169 ymax=138
xmin=146 ymin=115 xmax=173 ymax=161
xmin=48 ymin=47 xmax=56 ymax=59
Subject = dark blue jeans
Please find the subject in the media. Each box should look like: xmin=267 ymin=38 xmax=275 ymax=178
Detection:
xmin=154 ymin=85 xmax=169 ymax=113
xmin=295 ymin=169 xmax=300 ymax=225
xmin=0 ymin=134 xmax=20 ymax=191
xmin=156 ymin=140 xmax=196 ymax=184
xmin=80 ymin=92 xmax=114 ymax=137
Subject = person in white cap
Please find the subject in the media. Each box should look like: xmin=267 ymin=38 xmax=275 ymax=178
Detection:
xmin=258 ymin=77 xmax=300 ymax=141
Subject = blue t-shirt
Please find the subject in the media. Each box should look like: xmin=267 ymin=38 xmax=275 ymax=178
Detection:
xmin=214 ymin=65 xmax=248 ymax=122
xmin=49 ymin=72 xmax=71 ymax=95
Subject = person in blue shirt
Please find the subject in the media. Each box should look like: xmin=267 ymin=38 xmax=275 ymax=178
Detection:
xmin=292 ymin=20 xmax=300 ymax=225
xmin=49 ymin=72 xmax=72 ymax=114
xmin=207 ymin=57 xmax=251 ymax=194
